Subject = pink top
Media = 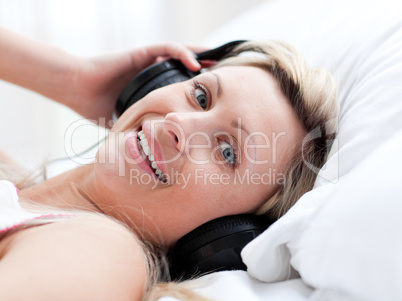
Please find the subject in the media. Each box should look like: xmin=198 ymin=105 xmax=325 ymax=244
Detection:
xmin=0 ymin=180 xmax=72 ymax=233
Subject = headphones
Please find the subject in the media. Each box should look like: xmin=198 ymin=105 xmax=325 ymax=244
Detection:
xmin=169 ymin=214 xmax=273 ymax=280
xmin=115 ymin=40 xmax=274 ymax=279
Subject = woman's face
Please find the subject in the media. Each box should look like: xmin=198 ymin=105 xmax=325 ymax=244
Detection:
xmin=94 ymin=65 xmax=305 ymax=245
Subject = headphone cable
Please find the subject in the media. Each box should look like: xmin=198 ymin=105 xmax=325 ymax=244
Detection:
xmin=44 ymin=136 xmax=106 ymax=178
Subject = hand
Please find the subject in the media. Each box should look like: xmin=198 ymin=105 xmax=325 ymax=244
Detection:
xmin=64 ymin=43 xmax=204 ymax=127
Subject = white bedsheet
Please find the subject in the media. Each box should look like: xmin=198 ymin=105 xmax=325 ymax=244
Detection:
xmin=159 ymin=271 xmax=312 ymax=301
xmin=168 ymin=0 xmax=402 ymax=300
xmin=194 ymin=271 xmax=312 ymax=301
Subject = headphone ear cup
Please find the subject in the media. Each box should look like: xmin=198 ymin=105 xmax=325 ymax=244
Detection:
xmin=169 ymin=214 xmax=273 ymax=280
xmin=126 ymin=68 xmax=194 ymax=108
xmin=115 ymin=60 xmax=197 ymax=116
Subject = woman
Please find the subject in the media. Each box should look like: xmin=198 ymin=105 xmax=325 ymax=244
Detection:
xmin=0 ymin=28 xmax=338 ymax=300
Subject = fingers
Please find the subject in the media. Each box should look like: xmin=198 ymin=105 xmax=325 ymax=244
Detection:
xmin=145 ymin=42 xmax=207 ymax=72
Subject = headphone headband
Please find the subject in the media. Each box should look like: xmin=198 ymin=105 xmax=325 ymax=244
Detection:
xmin=195 ymin=40 xmax=246 ymax=61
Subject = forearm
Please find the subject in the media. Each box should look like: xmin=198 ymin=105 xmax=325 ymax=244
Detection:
xmin=0 ymin=27 xmax=74 ymax=103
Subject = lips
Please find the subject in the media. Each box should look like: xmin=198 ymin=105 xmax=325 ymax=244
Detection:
xmin=137 ymin=130 xmax=166 ymax=182
xmin=126 ymin=127 xmax=166 ymax=183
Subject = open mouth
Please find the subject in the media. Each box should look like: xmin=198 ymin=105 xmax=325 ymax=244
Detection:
xmin=137 ymin=129 xmax=166 ymax=183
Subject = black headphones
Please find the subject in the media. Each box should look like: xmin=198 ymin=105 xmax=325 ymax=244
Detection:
xmin=115 ymin=41 xmax=274 ymax=279
xmin=169 ymin=214 xmax=274 ymax=280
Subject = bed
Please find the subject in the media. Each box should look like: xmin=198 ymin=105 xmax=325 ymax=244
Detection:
xmin=159 ymin=0 xmax=402 ymax=300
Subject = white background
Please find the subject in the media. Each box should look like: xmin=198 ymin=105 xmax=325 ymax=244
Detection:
xmin=0 ymin=0 xmax=265 ymax=170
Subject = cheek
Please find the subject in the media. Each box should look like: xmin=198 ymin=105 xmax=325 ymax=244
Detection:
xmin=169 ymin=169 xmax=258 ymax=217
xmin=165 ymin=169 xmax=231 ymax=217
xmin=241 ymin=167 xmax=284 ymax=207
xmin=133 ymin=84 xmax=183 ymax=113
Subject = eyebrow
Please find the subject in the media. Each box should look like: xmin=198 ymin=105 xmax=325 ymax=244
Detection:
xmin=211 ymin=72 xmax=223 ymax=97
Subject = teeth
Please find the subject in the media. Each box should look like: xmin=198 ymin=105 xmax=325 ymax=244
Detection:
xmin=143 ymin=145 xmax=151 ymax=156
xmin=137 ymin=130 xmax=165 ymax=182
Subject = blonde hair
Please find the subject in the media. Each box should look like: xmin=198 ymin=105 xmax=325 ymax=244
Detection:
xmin=214 ymin=40 xmax=339 ymax=219
xmin=0 ymin=150 xmax=40 ymax=189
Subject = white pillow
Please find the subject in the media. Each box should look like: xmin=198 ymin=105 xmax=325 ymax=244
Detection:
xmin=243 ymin=131 xmax=402 ymax=300
xmin=205 ymin=0 xmax=402 ymax=299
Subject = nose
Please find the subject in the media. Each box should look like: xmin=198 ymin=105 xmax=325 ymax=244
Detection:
xmin=163 ymin=112 xmax=212 ymax=154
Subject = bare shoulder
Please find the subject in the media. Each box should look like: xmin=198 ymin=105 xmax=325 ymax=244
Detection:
xmin=0 ymin=215 xmax=147 ymax=301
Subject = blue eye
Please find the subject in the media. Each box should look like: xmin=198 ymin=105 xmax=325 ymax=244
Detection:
xmin=219 ymin=140 xmax=237 ymax=167
xmin=195 ymin=87 xmax=208 ymax=110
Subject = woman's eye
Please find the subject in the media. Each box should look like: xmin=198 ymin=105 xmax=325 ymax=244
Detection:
xmin=219 ymin=141 xmax=237 ymax=167
xmin=195 ymin=87 xmax=208 ymax=110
